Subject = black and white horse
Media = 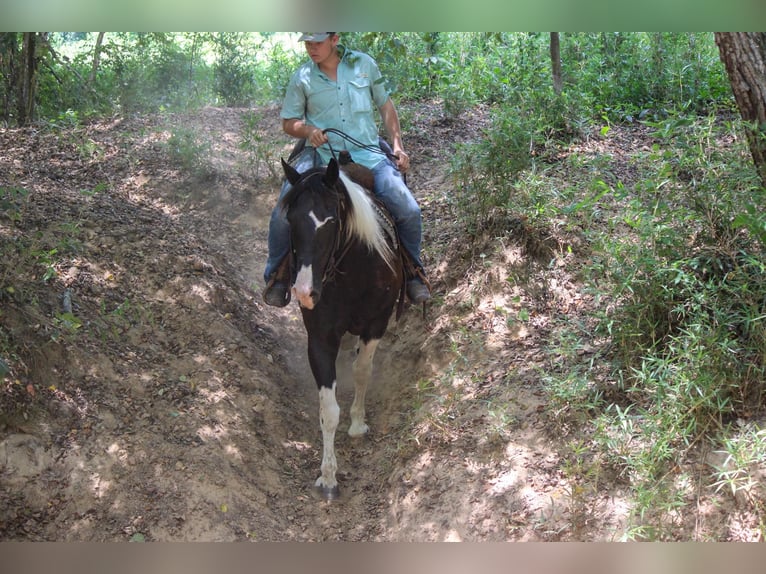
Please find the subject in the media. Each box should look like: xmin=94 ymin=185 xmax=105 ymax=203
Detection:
xmin=279 ymin=157 xmax=404 ymax=499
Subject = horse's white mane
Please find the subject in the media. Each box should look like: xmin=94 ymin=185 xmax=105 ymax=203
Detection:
xmin=338 ymin=171 xmax=397 ymax=270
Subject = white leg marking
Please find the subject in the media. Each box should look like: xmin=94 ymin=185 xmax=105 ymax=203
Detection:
xmin=348 ymin=339 xmax=379 ymax=437
xmin=316 ymin=383 xmax=340 ymax=490
xmin=293 ymin=264 xmax=315 ymax=309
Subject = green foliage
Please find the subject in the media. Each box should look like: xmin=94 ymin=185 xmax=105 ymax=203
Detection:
xmin=564 ymin=33 xmax=731 ymax=121
xmin=448 ymin=88 xmax=588 ymax=234
xmin=164 ymin=126 xmax=211 ymax=175
xmin=51 ymin=311 xmax=83 ymax=342
xmin=711 ymin=425 xmax=766 ymax=497
xmin=733 ymin=203 xmax=766 ymax=245
xmin=250 ymin=40 xmax=303 ymax=104
xmin=108 ymin=33 xmax=211 ymax=113
xmin=239 ymin=110 xmax=279 ymax=181
xmin=536 ymin=113 xmax=766 ymax=537
xmin=4 ymin=32 xmax=736 ymax=129
xmin=340 ymin=33 xmax=730 ymax=128
xmin=212 ymin=33 xmax=255 ymax=106
xmin=32 ymin=248 xmax=59 ymax=282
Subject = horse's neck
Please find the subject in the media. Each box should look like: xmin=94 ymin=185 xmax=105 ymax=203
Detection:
xmin=339 ymin=169 xmax=398 ymax=254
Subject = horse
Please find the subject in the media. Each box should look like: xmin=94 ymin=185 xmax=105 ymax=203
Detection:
xmin=279 ymin=156 xmax=405 ymax=499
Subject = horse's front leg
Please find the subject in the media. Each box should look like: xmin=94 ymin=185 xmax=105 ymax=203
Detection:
xmin=317 ymin=382 xmax=340 ymax=499
xmin=348 ymin=338 xmax=380 ymax=437
xmin=307 ymin=331 xmax=342 ymax=500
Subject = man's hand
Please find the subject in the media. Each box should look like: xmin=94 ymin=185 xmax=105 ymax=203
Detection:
xmin=307 ymin=126 xmax=328 ymax=148
xmin=394 ymin=148 xmax=410 ymax=173
xmin=283 ymin=119 xmax=327 ymax=148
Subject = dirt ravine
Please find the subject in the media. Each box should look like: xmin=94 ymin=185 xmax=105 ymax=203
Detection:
xmin=1 ymin=104 xmax=665 ymax=541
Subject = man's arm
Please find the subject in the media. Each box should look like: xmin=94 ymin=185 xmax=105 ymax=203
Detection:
xmin=282 ymin=118 xmax=328 ymax=148
xmin=378 ymin=99 xmax=410 ymax=173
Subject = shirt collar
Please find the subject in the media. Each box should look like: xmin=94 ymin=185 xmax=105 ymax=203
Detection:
xmin=310 ymin=44 xmax=350 ymax=80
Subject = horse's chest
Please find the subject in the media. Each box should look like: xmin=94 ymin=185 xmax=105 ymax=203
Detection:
xmin=310 ymin=285 xmax=395 ymax=333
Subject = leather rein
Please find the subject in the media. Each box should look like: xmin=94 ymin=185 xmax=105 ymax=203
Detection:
xmin=322 ymin=128 xmax=399 ymax=163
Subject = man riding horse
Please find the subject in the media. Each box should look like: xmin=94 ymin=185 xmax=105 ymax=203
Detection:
xmin=263 ymin=32 xmax=431 ymax=307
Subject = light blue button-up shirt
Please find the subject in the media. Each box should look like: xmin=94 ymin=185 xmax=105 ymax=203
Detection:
xmin=280 ymin=45 xmax=390 ymax=169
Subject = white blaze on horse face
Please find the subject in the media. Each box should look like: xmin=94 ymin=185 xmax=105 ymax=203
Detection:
xmin=310 ymin=210 xmax=333 ymax=230
xmin=293 ymin=209 xmax=333 ymax=309
xmin=293 ymin=264 xmax=315 ymax=309
xmin=316 ymin=383 xmax=340 ymax=492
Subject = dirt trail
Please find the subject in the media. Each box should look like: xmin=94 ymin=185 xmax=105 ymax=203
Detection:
xmin=1 ymin=104 xmax=634 ymax=541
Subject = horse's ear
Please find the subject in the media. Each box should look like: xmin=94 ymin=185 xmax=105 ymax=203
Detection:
xmin=282 ymin=158 xmax=301 ymax=185
xmin=324 ymin=158 xmax=339 ymax=186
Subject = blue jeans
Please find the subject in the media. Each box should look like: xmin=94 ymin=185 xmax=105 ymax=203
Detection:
xmin=264 ymin=147 xmax=424 ymax=282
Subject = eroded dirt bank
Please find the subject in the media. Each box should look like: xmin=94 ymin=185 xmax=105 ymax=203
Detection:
xmin=5 ymin=104 xmax=745 ymax=541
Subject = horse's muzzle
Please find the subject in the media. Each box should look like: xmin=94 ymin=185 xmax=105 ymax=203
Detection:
xmin=294 ymin=287 xmax=320 ymax=309
xmin=293 ymin=265 xmax=322 ymax=309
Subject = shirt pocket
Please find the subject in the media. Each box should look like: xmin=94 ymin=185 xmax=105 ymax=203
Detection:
xmin=348 ymin=79 xmax=373 ymax=114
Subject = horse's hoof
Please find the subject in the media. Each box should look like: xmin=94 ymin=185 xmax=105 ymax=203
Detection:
xmin=314 ymin=476 xmax=340 ymax=500
xmin=315 ymin=484 xmax=340 ymax=500
xmin=348 ymin=423 xmax=369 ymax=437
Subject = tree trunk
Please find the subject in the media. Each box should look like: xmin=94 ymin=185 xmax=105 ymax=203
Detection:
xmin=0 ymin=33 xmax=20 ymax=124
xmin=18 ymin=32 xmax=39 ymax=125
xmin=550 ymin=32 xmax=563 ymax=95
xmin=653 ymin=33 xmax=666 ymax=102
xmin=90 ymin=32 xmax=105 ymax=85
xmin=714 ymin=32 xmax=766 ymax=187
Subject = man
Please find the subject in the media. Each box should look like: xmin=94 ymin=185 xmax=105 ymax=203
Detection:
xmin=263 ymin=32 xmax=430 ymax=307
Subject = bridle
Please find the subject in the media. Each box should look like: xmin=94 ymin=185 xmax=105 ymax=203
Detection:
xmin=289 ymin=170 xmax=353 ymax=287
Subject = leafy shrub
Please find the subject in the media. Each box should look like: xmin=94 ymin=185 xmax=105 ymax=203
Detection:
xmin=213 ymin=33 xmax=256 ymax=106
xmin=545 ymin=114 xmax=766 ymax=536
xmin=448 ymin=88 xmax=589 ymax=234
xmin=164 ymin=126 xmax=211 ymax=174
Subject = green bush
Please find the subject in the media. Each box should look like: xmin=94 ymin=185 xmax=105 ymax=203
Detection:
xmin=543 ymin=114 xmax=766 ymax=536
xmin=213 ymin=33 xmax=256 ymax=106
xmin=164 ymin=126 xmax=211 ymax=174
xmin=448 ymin=88 xmax=589 ymax=234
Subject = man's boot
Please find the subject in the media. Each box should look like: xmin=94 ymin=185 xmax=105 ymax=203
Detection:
xmin=263 ymin=256 xmax=291 ymax=308
xmin=406 ymin=266 xmax=431 ymax=304
xmin=406 ymin=278 xmax=431 ymax=304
